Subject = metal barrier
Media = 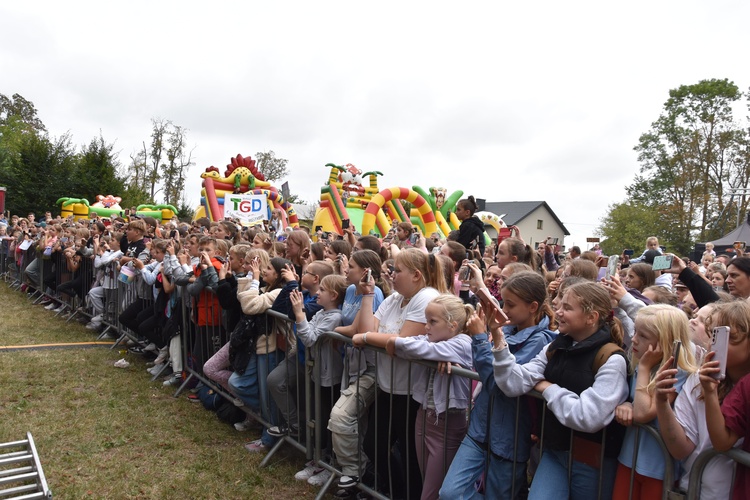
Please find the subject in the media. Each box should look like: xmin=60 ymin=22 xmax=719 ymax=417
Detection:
xmin=686 ymin=446 xmax=750 ymax=500
xmin=2 ymin=272 xmax=707 ymax=500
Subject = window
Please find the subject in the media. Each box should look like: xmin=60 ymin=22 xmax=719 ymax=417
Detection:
xmin=537 ymin=219 xmax=543 ymax=230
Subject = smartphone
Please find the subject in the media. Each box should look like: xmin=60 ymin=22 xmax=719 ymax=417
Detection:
xmin=61 ymin=237 xmax=69 ymax=243
xmin=342 ymin=219 xmax=350 ymax=230
xmin=710 ymin=326 xmax=730 ymax=380
xmin=606 ymin=255 xmax=619 ymax=279
xmin=476 ymin=287 xmax=509 ymax=323
xmin=409 ymin=232 xmax=419 ymax=245
xmin=733 ymin=241 xmax=746 ymax=252
xmin=363 ymin=268 xmax=372 ymax=283
xmin=546 ymin=237 xmax=558 ymax=245
xmin=623 ymin=249 xmax=634 ymax=256
xmin=672 ymin=340 xmax=682 ymax=368
xmin=651 ymin=255 xmax=674 ymax=271
xmin=315 ymin=225 xmax=323 ymax=233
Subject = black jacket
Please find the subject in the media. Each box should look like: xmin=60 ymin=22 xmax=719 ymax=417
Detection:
xmin=457 ymin=216 xmax=485 ymax=256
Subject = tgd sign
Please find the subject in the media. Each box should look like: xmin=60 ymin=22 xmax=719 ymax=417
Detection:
xmin=224 ymin=193 xmax=268 ymax=224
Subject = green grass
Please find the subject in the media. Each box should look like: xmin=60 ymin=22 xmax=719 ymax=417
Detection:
xmin=0 ymin=284 xmax=317 ymax=499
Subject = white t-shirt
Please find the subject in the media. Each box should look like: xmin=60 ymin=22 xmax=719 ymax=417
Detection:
xmin=374 ymin=287 xmax=439 ymax=394
xmin=674 ymin=372 xmax=737 ymax=499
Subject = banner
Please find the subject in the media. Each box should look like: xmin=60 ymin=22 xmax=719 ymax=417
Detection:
xmin=223 ymin=193 xmax=268 ymax=225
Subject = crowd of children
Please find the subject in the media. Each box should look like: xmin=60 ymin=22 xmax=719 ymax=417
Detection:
xmin=2 ymin=206 xmax=750 ymax=500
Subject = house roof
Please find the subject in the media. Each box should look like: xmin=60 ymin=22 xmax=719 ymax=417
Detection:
xmin=484 ymin=201 xmax=570 ymax=235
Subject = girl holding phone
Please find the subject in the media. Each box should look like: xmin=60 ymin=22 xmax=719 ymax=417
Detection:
xmin=441 ymin=271 xmax=557 ymax=499
xmin=611 ymin=305 xmax=696 ymax=500
xmin=654 ymin=300 xmax=750 ymax=499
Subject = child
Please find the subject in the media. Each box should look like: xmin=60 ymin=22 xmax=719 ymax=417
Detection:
xmin=231 ymin=254 xmax=291 ymax=453
xmin=286 ymin=275 xmax=348 ymax=486
xmin=630 ymin=236 xmax=662 ymax=264
xmin=358 ymin=294 xmax=474 ymax=500
xmin=441 ymin=271 xmax=557 ymax=499
xmin=454 ymin=195 xmax=486 ymax=257
xmin=612 ymin=305 xmax=696 ymax=500
xmin=265 ymin=261 xmax=335 ymax=443
xmin=185 ymin=236 xmax=223 ymax=372
xmin=493 ymin=281 xmax=629 ymax=499
xmin=655 ymin=300 xmax=750 ymax=499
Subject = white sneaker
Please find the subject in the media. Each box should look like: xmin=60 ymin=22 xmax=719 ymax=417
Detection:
xmin=153 ymin=347 xmax=169 ymax=365
xmin=295 ymin=461 xmax=324 ymax=481
xmin=45 ymin=302 xmax=57 ymax=310
xmin=85 ymin=322 xmax=101 ymax=330
xmin=307 ymin=469 xmax=332 ymax=486
xmin=53 ymin=304 xmax=66 ymax=313
xmin=91 ymin=314 xmax=104 ymax=323
xmin=143 ymin=343 xmax=158 ymax=353
xmin=233 ymin=417 xmax=256 ymax=432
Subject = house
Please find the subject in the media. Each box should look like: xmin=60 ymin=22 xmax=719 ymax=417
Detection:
xmin=483 ymin=201 xmax=570 ymax=249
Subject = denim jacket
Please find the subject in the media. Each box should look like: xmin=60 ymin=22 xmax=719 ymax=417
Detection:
xmin=468 ymin=316 xmax=556 ymax=461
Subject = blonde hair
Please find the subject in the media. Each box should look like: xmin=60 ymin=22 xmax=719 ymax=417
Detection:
xmin=396 ymin=248 xmax=448 ymax=293
xmin=320 ymin=274 xmax=348 ymax=306
xmin=704 ymin=301 xmax=750 ymax=401
xmin=229 ymin=244 xmax=252 ymax=261
xmin=431 ymin=294 xmax=475 ymax=335
xmin=246 ymin=248 xmax=271 ymax=270
xmin=634 ymin=305 xmax=696 ymax=391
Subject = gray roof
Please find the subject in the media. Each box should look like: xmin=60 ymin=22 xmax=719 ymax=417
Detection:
xmin=483 ymin=201 xmax=570 ymax=235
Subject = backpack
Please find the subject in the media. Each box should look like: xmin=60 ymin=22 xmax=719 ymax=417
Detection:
xmin=546 ymin=342 xmax=626 ymax=375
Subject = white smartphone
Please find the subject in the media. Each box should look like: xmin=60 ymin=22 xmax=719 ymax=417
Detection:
xmin=606 ymin=255 xmax=619 ymax=279
xmin=710 ymin=326 xmax=730 ymax=380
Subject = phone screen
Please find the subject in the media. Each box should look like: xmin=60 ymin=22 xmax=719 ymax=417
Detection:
xmin=342 ymin=219 xmax=350 ymax=230
xmin=651 ymin=255 xmax=673 ymax=271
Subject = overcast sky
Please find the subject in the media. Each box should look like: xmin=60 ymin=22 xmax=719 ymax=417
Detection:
xmin=2 ymin=1 xmax=749 ymax=248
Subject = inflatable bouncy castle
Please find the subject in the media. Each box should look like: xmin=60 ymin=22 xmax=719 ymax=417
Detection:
xmin=194 ymin=154 xmax=298 ymax=229
xmin=57 ymin=195 xmax=177 ymax=221
xmin=312 ymin=163 xmax=506 ymax=241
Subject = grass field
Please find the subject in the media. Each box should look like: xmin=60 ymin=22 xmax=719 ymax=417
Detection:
xmin=0 ymin=283 xmax=317 ymax=499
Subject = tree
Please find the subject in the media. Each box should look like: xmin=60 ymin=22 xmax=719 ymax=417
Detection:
xmin=0 ymin=93 xmax=46 ymax=134
xmin=255 ymin=150 xmax=289 ymax=183
xmin=74 ymin=133 xmax=125 ymax=204
xmin=599 ymin=79 xmax=750 ymax=255
xmin=163 ymin=124 xmax=194 ymax=207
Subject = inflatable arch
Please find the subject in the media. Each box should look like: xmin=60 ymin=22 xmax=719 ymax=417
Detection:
xmin=362 ymin=187 xmax=438 ymax=237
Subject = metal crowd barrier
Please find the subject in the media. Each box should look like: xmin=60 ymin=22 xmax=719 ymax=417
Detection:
xmin=1 ymin=270 xmax=708 ymax=500
xmin=686 ymin=446 xmax=750 ymax=500
xmin=0 ymin=238 xmax=10 ymax=281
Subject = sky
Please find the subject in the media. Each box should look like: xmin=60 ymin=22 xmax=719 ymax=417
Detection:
xmin=2 ymin=1 xmax=750 ymax=248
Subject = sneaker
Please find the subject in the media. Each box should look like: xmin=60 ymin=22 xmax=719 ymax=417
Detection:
xmin=307 ymin=469 xmax=332 ymax=486
xmin=267 ymin=424 xmax=298 ymax=438
xmin=53 ymin=304 xmax=66 ymax=313
xmin=338 ymin=475 xmax=359 ymax=489
xmin=85 ymin=322 xmax=102 ymax=330
xmin=244 ymin=439 xmax=268 ymax=453
xmin=143 ymin=343 xmax=158 ymax=353
xmin=162 ymin=374 xmax=182 ymax=387
xmin=153 ymin=347 xmax=169 ymax=365
xmin=187 ymin=393 xmax=201 ymax=402
xmin=233 ymin=417 xmax=258 ymax=432
xmin=39 ymin=298 xmax=53 ymax=306
xmin=295 ymin=461 xmax=325 ymax=481
xmin=147 ymin=364 xmax=165 ymax=375
xmin=45 ymin=302 xmax=58 ymax=310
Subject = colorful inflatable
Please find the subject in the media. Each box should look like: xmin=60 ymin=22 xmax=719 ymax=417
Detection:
xmin=57 ymin=196 xmax=177 ymax=221
xmin=195 ymin=154 xmax=298 ymax=228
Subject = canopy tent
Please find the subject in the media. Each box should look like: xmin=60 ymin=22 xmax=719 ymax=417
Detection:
xmin=691 ymin=213 xmax=750 ymax=261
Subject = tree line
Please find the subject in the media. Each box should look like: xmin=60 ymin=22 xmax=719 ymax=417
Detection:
xmin=0 ymin=92 xmax=293 ymax=219
xmin=598 ymin=79 xmax=750 ymax=256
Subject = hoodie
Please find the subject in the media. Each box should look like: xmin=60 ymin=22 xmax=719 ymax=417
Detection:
xmin=457 ymin=215 xmax=485 ymax=256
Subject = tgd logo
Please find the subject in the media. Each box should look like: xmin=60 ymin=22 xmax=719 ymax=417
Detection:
xmin=232 ymin=198 xmax=263 ymax=213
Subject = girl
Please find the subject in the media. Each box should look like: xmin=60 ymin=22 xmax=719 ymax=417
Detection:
xmin=441 ymin=271 xmax=557 ymax=499
xmin=710 ymin=269 xmax=728 ymax=292
xmin=612 ymin=305 xmax=696 ymax=500
xmin=325 ymin=250 xmax=389 ymax=490
xmin=359 ymin=294 xmax=474 ymax=500
xmin=624 ymin=263 xmax=655 ymax=293
xmin=231 ymin=253 xmax=290 ymax=453
xmin=284 ymin=230 xmax=310 ymax=277
xmin=352 ymin=248 xmax=447 ymax=499
xmin=495 ymin=236 xmax=538 ymax=271
xmin=455 ymin=195 xmax=486 ymax=257
xmin=395 ymin=221 xmax=415 ymax=249
xmin=493 ymin=282 xmax=629 ymax=500
xmin=655 ymin=300 xmax=750 ymax=500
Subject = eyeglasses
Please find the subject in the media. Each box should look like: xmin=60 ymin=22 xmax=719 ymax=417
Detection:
xmin=304 ymin=270 xmax=318 ymax=278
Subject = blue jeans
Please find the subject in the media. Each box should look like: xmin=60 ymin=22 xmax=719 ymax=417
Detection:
xmin=440 ymin=435 xmax=527 ymax=499
xmin=529 ymin=448 xmax=617 ymax=500
xmin=228 ymin=350 xmax=282 ymax=447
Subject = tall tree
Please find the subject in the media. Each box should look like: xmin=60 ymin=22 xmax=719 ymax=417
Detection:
xmin=163 ymin=124 xmax=194 ymax=207
xmin=74 ymin=134 xmax=125 ymax=203
xmin=599 ymin=79 xmax=749 ymax=255
xmin=0 ymin=93 xmax=46 ymax=133
xmin=255 ymin=150 xmax=289 ymax=183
